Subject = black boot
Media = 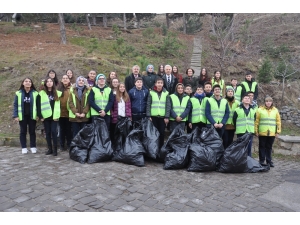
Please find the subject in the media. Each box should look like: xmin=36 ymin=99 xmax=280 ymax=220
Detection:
xmin=53 ymin=146 xmax=58 ymax=156
xmin=46 ymin=145 xmax=53 ymax=155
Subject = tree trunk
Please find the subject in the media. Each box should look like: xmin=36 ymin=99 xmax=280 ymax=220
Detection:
xmin=92 ymin=14 xmax=96 ymax=26
xmin=183 ymin=13 xmax=186 ymax=34
xmin=86 ymin=14 xmax=92 ymax=30
xmin=137 ymin=19 xmax=140 ymax=29
xmin=166 ymin=13 xmax=170 ymax=29
xmin=123 ymin=13 xmax=127 ymax=30
xmin=282 ymin=77 xmax=285 ymax=102
xmin=58 ymin=13 xmax=67 ymax=44
xmin=103 ymin=13 xmax=107 ymax=27
xmin=133 ymin=13 xmax=137 ymax=28
xmin=211 ymin=14 xmax=216 ymax=35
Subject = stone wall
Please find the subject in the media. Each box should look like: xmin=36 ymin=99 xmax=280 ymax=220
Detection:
xmin=279 ymin=106 xmax=300 ymax=127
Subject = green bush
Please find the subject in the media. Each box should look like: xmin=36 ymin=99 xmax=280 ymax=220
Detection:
xmin=161 ymin=23 xmax=167 ymax=36
xmin=258 ymin=58 xmax=273 ymax=83
xmin=142 ymin=27 xmax=155 ymax=39
xmin=112 ymin=24 xmax=121 ymax=38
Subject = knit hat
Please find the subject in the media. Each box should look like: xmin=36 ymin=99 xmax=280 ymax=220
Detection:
xmin=265 ymin=96 xmax=273 ymax=102
xmin=96 ymin=74 xmax=106 ymax=84
xmin=226 ymin=86 xmax=234 ymax=93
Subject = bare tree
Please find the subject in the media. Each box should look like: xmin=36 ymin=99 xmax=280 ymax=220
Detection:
xmin=86 ymin=14 xmax=92 ymax=30
xmin=103 ymin=13 xmax=107 ymax=27
xmin=166 ymin=13 xmax=170 ymax=29
xmin=92 ymin=14 xmax=96 ymax=26
xmin=183 ymin=13 xmax=187 ymax=34
xmin=58 ymin=13 xmax=67 ymax=44
xmin=123 ymin=13 xmax=127 ymax=30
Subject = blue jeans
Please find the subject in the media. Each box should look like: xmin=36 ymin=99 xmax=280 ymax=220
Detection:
xmin=43 ymin=120 xmax=58 ymax=148
xmin=19 ymin=115 xmax=36 ymax=148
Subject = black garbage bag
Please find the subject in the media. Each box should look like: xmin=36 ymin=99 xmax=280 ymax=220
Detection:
xmin=189 ymin=127 xmax=202 ymax=144
xmin=141 ymin=118 xmax=160 ymax=159
xmin=217 ymin=133 xmax=252 ymax=173
xmin=112 ymin=128 xmax=145 ymax=167
xmin=69 ymin=123 xmax=94 ymax=164
xmin=163 ymin=134 xmax=190 ymax=170
xmin=247 ymin=156 xmax=270 ymax=173
xmin=158 ymin=124 xmax=186 ymax=163
xmin=187 ymin=143 xmax=216 ymax=172
xmin=200 ymin=125 xmax=224 ymax=168
xmin=87 ymin=117 xmax=113 ymax=164
xmin=113 ymin=117 xmax=132 ymax=152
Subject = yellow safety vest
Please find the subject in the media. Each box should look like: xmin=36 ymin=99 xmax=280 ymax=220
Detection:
xmin=226 ymin=100 xmax=240 ymax=125
xmin=16 ymin=90 xmax=38 ymax=121
xmin=90 ymin=87 xmax=112 ymax=116
xmin=39 ymin=90 xmax=62 ymax=120
xmin=68 ymin=88 xmax=91 ymax=119
xmin=207 ymin=98 xmax=227 ymax=124
xmin=189 ymin=97 xmax=201 ymax=123
xmin=150 ymin=90 xmax=169 ymax=117
xmin=235 ymin=107 xmax=255 ymax=134
xmin=169 ymin=94 xmax=189 ymax=121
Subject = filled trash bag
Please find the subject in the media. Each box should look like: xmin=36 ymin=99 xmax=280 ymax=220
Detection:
xmin=200 ymin=125 xmax=224 ymax=168
xmin=87 ymin=117 xmax=113 ymax=164
xmin=189 ymin=127 xmax=202 ymax=144
xmin=247 ymin=156 xmax=270 ymax=173
xmin=141 ymin=118 xmax=160 ymax=159
xmin=158 ymin=124 xmax=186 ymax=163
xmin=217 ymin=133 xmax=252 ymax=173
xmin=163 ymin=134 xmax=190 ymax=170
xmin=69 ymin=123 xmax=94 ymax=164
xmin=187 ymin=143 xmax=216 ymax=172
xmin=112 ymin=128 xmax=145 ymax=167
xmin=113 ymin=117 xmax=132 ymax=152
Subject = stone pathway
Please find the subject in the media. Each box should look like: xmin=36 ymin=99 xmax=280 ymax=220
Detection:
xmin=0 ymin=146 xmax=299 ymax=212
xmin=190 ymin=36 xmax=202 ymax=76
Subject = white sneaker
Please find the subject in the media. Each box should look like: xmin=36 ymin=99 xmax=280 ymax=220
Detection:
xmin=22 ymin=148 xmax=28 ymax=154
xmin=30 ymin=147 xmax=37 ymax=154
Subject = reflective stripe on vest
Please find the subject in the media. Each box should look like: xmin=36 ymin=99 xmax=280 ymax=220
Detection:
xmin=234 ymin=86 xmax=242 ymax=102
xmin=39 ymin=90 xmax=62 ymax=120
xmin=199 ymin=97 xmax=209 ymax=123
xmin=242 ymin=81 xmax=257 ymax=92
xmin=170 ymin=94 xmax=189 ymax=121
xmin=207 ymin=98 xmax=227 ymax=124
xmin=68 ymin=89 xmax=91 ymax=118
xmin=190 ymin=97 xmax=201 ymax=123
xmin=90 ymin=87 xmax=111 ymax=116
xmin=226 ymin=100 xmax=240 ymax=125
xmin=258 ymin=108 xmax=277 ymax=134
xmin=16 ymin=90 xmax=38 ymax=121
xmin=150 ymin=90 xmax=168 ymax=116
xmin=235 ymin=107 xmax=255 ymax=134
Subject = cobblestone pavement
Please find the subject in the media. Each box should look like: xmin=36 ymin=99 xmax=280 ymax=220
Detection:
xmin=0 ymin=146 xmax=298 ymax=212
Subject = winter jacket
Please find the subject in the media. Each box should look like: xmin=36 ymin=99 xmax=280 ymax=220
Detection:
xmin=88 ymin=85 xmax=114 ymax=114
xmin=255 ymin=105 xmax=281 ymax=136
xmin=162 ymin=74 xmax=178 ymax=94
xmin=128 ymin=86 xmax=149 ymax=115
xmin=68 ymin=86 xmax=90 ymax=122
xmin=241 ymin=78 xmax=258 ymax=100
xmin=59 ymin=86 xmax=71 ymax=118
xmin=183 ymin=75 xmax=199 ymax=93
xmin=142 ymin=72 xmax=158 ymax=90
xmin=205 ymin=95 xmax=230 ymax=125
xmin=111 ymin=97 xmax=132 ymax=124
xmin=146 ymin=87 xmax=171 ymax=118
xmin=173 ymin=73 xmax=183 ymax=83
xmin=125 ymin=73 xmax=142 ymax=92
xmin=199 ymin=76 xmax=211 ymax=87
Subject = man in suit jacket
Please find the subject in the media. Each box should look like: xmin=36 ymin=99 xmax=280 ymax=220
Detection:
xmin=125 ymin=65 xmax=142 ymax=92
xmin=162 ymin=65 xmax=178 ymax=94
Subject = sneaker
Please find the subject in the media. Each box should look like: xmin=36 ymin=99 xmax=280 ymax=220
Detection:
xmin=22 ymin=148 xmax=28 ymax=154
xmin=30 ymin=147 xmax=37 ymax=154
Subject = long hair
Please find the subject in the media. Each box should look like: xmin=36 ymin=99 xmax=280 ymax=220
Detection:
xmin=213 ymin=70 xmax=222 ymax=80
xmin=200 ymin=68 xmax=209 ymax=80
xmin=57 ymin=75 xmax=71 ymax=97
xmin=41 ymin=77 xmax=59 ymax=101
xmin=66 ymin=69 xmax=76 ymax=84
xmin=107 ymin=71 xmax=118 ymax=85
xmin=46 ymin=69 xmax=59 ymax=86
xmin=115 ymin=82 xmax=129 ymax=103
xmin=19 ymin=77 xmax=37 ymax=91
xmin=172 ymin=65 xmax=179 ymax=76
xmin=157 ymin=64 xmax=165 ymax=76
xmin=110 ymin=78 xmax=120 ymax=90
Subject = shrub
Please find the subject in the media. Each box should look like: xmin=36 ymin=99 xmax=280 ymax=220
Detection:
xmin=258 ymin=58 xmax=273 ymax=83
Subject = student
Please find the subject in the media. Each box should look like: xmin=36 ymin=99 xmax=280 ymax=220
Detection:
xmin=248 ymin=91 xmax=258 ymax=112
xmin=199 ymin=82 xmax=213 ymax=125
xmin=86 ymin=70 xmax=97 ymax=87
xmin=57 ymin=75 xmax=72 ymax=151
xmin=110 ymin=78 xmax=120 ymax=95
xmin=157 ymin=64 xmax=165 ymax=78
xmin=168 ymin=83 xmax=191 ymax=133
xmin=88 ymin=74 xmax=114 ymax=131
xmin=66 ymin=69 xmax=76 ymax=85
xmin=223 ymin=87 xmax=240 ymax=149
xmin=68 ymin=76 xmax=90 ymax=138
xmin=40 ymin=69 xmax=59 ymax=90
xmin=184 ymin=84 xmax=193 ymax=133
xmin=227 ymin=78 xmax=242 ymax=102
xmin=143 ymin=64 xmax=158 ymax=90
xmin=188 ymin=85 xmax=206 ymax=132
xmin=255 ymin=96 xmax=281 ymax=167
xmin=172 ymin=65 xmax=183 ymax=83
xmin=211 ymin=70 xmax=225 ymax=97
xmin=198 ymin=68 xmax=211 ymax=87
xmin=128 ymin=77 xmax=149 ymax=122
xmin=183 ymin=68 xmax=198 ymax=94
xmin=233 ymin=93 xmax=256 ymax=157
xmin=146 ymin=77 xmax=170 ymax=148
xmin=106 ymin=71 xmax=118 ymax=87
xmin=125 ymin=65 xmax=142 ymax=92
xmin=241 ymin=71 xmax=258 ymax=101
xmin=39 ymin=77 xmax=62 ymax=156
xmin=110 ymin=82 xmax=131 ymax=140
xmin=13 ymin=78 xmax=40 ymax=154
xmin=205 ymin=84 xmax=230 ymax=138
xmin=162 ymin=65 xmax=178 ymax=94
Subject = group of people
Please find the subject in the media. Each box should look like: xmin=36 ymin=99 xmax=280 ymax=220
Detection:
xmin=13 ymin=64 xmax=281 ymax=167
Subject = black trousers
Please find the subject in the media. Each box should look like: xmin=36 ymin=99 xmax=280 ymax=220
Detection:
xmin=169 ymin=121 xmax=185 ymax=133
xmin=223 ymin=129 xmax=235 ymax=149
xmin=132 ymin=114 xmax=146 ymax=122
xmin=44 ymin=120 xmax=58 ymax=148
xmin=151 ymin=117 xmax=166 ymax=148
xmin=110 ymin=122 xmax=116 ymax=141
xmin=72 ymin=122 xmax=87 ymax=138
xmin=59 ymin=117 xmax=72 ymax=148
xmin=19 ymin=115 xmax=36 ymax=148
xmin=190 ymin=122 xmax=206 ymax=132
xmin=259 ymin=136 xmax=275 ymax=164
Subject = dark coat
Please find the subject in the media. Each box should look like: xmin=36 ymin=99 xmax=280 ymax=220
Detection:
xmin=128 ymin=86 xmax=149 ymax=115
xmin=183 ymin=76 xmax=199 ymax=93
xmin=68 ymin=86 xmax=90 ymax=122
xmin=125 ymin=73 xmax=142 ymax=92
xmin=142 ymin=72 xmax=158 ymax=90
xmin=162 ymin=74 xmax=178 ymax=94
